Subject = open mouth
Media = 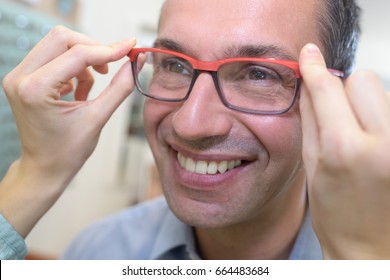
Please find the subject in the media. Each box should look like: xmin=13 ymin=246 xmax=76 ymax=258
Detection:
xmin=177 ymin=152 xmax=244 ymax=175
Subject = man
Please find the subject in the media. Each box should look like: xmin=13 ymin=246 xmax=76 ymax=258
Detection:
xmin=1 ymin=0 xmax=390 ymax=259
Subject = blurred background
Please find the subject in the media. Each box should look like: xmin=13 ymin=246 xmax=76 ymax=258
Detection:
xmin=0 ymin=0 xmax=389 ymax=259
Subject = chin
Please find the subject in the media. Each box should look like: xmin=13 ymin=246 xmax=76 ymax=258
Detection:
xmin=166 ymin=193 xmax=242 ymax=229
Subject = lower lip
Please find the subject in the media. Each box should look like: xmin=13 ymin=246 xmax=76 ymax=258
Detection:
xmin=171 ymin=149 xmax=249 ymax=190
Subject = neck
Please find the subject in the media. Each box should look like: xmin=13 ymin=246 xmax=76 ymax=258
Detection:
xmin=195 ymin=177 xmax=307 ymax=260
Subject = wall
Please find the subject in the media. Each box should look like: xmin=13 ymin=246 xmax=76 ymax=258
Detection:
xmin=355 ymin=0 xmax=390 ymax=87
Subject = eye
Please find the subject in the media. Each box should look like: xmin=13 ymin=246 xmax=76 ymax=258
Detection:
xmin=248 ymin=69 xmax=267 ymax=80
xmin=245 ymin=65 xmax=279 ymax=81
xmin=161 ymin=58 xmax=192 ymax=75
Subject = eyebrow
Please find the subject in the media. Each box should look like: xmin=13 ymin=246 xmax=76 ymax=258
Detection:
xmin=153 ymin=38 xmax=296 ymax=61
xmin=224 ymin=44 xmax=296 ymax=61
xmin=153 ymin=38 xmax=187 ymax=53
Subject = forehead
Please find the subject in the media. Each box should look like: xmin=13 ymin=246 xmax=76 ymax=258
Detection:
xmin=159 ymin=0 xmax=323 ymax=60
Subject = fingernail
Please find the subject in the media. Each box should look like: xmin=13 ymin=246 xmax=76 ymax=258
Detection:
xmin=305 ymin=43 xmax=321 ymax=55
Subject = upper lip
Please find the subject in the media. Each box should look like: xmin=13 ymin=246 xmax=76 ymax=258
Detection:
xmin=169 ymin=142 xmax=256 ymax=162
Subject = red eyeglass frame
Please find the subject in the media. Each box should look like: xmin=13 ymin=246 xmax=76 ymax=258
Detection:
xmin=128 ymin=48 xmax=344 ymax=115
xmin=128 ymin=47 xmax=344 ymax=78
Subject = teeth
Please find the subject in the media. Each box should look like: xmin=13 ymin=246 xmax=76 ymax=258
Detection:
xmin=177 ymin=152 xmax=242 ymax=175
xmin=207 ymin=162 xmax=218 ymax=175
xmin=195 ymin=161 xmax=208 ymax=174
xmin=218 ymin=161 xmax=228 ymax=174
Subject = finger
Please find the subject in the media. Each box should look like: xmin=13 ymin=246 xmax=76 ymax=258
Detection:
xmin=59 ymin=80 xmax=74 ymax=96
xmin=345 ymin=71 xmax=390 ymax=135
xmin=74 ymin=68 xmax=94 ymax=101
xmin=31 ymin=38 xmax=136 ymax=99
xmin=299 ymin=43 xmax=360 ymax=134
xmin=299 ymin=83 xmax=320 ymax=177
xmin=92 ymin=64 xmax=109 ymax=74
xmin=16 ymin=26 xmax=101 ymax=76
xmin=92 ymin=61 xmax=134 ymax=124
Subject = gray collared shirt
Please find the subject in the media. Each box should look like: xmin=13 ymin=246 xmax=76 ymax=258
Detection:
xmin=62 ymin=196 xmax=322 ymax=260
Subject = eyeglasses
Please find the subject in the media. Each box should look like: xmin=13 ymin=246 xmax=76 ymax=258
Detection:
xmin=128 ymin=48 xmax=344 ymax=115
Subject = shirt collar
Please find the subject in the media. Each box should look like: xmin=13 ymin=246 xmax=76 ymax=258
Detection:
xmin=150 ymin=209 xmax=200 ymax=260
xmin=288 ymin=209 xmax=323 ymax=259
xmin=150 ymin=203 xmax=322 ymax=260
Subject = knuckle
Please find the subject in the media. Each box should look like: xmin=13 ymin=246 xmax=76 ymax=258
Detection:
xmin=2 ymin=70 xmax=19 ymax=99
xmin=2 ymin=73 xmax=13 ymax=95
xmin=16 ymin=75 xmax=43 ymax=105
xmin=46 ymin=25 xmax=73 ymax=46
xmin=69 ymin=44 xmax=99 ymax=68
xmin=69 ymin=44 xmax=91 ymax=62
xmin=70 ymin=43 xmax=87 ymax=55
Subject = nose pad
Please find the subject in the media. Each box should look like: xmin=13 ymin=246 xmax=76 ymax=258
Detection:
xmin=171 ymin=72 xmax=233 ymax=141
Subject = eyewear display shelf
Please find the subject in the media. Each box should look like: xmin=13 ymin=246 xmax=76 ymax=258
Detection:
xmin=0 ymin=1 xmax=70 ymax=179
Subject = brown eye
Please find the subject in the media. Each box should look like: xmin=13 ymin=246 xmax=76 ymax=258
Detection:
xmin=161 ymin=58 xmax=192 ymax=75
xmin=248 ymin=69 xmax=267 ymax=80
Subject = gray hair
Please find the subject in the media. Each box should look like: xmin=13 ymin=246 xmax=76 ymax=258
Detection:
xmin=318 ymin=0 xmax=361 ymax=76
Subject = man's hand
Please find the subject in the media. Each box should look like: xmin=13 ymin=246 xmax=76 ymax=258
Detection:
xmin=299 ymin=43 xmax=390 ymax=259
xmin=0 ymin=26 xmax=136 ymax=237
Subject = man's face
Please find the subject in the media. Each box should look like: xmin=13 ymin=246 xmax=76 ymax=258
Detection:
xmin=144 ymin=0 xmax=323 ymax=228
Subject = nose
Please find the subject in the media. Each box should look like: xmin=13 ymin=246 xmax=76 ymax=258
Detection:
xmin=171 ymin=72 xmax=233 ymax=142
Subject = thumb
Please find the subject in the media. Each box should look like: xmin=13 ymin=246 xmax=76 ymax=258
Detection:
xmin=92 ymin=60 xmax=135 ymax=125
xmin=299 ymin=43 xmax=344 ymax=88
xmin=299 ymin=43 xmax=329 ymax=85
xmin=299 ymin=43 xmax=353 ymax=132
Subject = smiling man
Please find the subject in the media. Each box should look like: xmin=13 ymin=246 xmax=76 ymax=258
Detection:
xmin=139 ymin=0 xmax=313 ymax=260
xmin=2 ymin=0 xmax=390 ymax=260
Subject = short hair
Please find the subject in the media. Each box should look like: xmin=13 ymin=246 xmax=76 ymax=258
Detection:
xmin=318 ymin=0 xmax=361 ymax=76
xmin=159 ymin=0 xmax=361 ymax=76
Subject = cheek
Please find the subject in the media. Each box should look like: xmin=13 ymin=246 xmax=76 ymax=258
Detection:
xmin=249 ymin=114 xmax=303 ymax=161
xmin=143 ymin=99 xmax=158 ymax=137
xmin=144 ymin=99 xmax=171 ymax=131
xmin=143 ymin=99 xmax=178 ymax=156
